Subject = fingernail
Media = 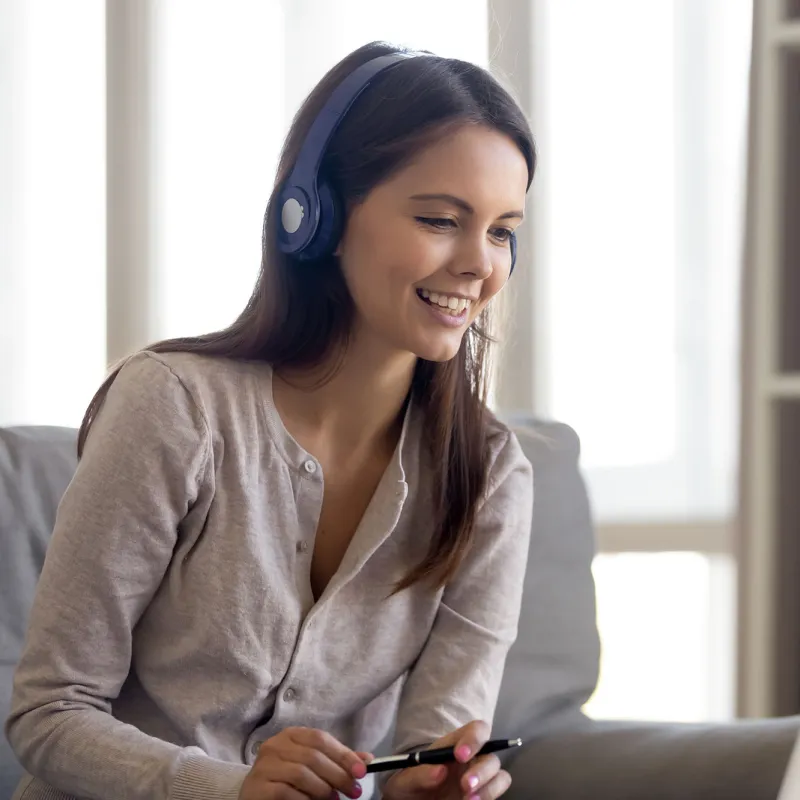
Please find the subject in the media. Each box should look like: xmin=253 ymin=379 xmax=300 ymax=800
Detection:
xmin=352 ymin=762 xmax=366 ymax=779
xmin=468 ymin=775 xmax=479 ymax=790
xmin=456 ymin=745 xmax=472 ymax=761
xmin=350 ymin=782 xmax=362 ymax=798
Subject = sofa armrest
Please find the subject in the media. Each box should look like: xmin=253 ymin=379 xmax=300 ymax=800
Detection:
xmin=504 ymin=715 xmax=800 ymax=800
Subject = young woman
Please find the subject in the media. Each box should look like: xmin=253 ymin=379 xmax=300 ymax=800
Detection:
xmin=7 ymin=41 xmax=535 ymax=800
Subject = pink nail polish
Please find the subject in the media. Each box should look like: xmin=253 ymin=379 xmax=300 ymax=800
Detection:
xmin=352 ymin=762 xmax=367 ymax=780
xmin=468 ymin=775 xmax=479 ymax=790
xmin=350 ymin=782 xmax=362 ymax=798
xmin=456 ymin=745 xmax=472 ymax=762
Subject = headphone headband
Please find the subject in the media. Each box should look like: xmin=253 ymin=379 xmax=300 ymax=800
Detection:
xmin=276 ymin=50 xmax=517 ymax=274
xmin=290 ymin=52 xmax=417 ymax=187
xmin=277 ymin=52 xmax=418 ymax=261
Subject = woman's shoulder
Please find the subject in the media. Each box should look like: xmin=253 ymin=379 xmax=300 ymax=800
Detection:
xmin=118 ymin=350 xmax=267 ymax=403
xmin=483 ymin=410 xmax=533 ymax=488
xmin=407 ymin=405 xmax=529 ymax=485
xmin=111 ymin=350 xmax=271 ymax=435
xmin=123 ymin=349 xmax=264 ymax=385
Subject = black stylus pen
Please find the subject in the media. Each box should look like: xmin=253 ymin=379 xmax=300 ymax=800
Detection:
xmin=365 ymin=738 xmax=522 ymax=773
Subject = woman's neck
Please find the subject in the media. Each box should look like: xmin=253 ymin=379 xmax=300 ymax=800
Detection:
xmin=272 ymin=337 xmax=417 ymax=459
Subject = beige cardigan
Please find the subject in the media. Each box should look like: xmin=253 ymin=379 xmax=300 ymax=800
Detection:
xmin=6 ymin=352 xmax=533 ymax=800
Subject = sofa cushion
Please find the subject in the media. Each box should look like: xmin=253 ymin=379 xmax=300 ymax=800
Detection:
xmin=0 ymin=426 xmax=78 ymax=797
xmin=493 ymin=420 xmax=600 ymax=741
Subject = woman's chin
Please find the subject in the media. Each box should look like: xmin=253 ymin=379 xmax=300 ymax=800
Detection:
xmin=409 ymin=334 xmax=464 ymax=363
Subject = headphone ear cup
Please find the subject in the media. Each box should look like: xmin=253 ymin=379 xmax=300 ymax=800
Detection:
xmin=295 ymin=180 xmax=343 ymax=262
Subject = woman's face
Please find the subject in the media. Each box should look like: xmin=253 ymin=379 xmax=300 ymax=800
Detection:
xmin=336 ymin=124 xmax=529 ymax=363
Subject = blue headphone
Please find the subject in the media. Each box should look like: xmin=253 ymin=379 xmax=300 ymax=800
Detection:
xmin=276 ymin=52 xmax=517 ymax=274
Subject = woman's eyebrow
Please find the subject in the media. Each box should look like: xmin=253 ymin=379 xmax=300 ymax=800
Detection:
xmin=409 ymin=193 xmax=524 ymax=221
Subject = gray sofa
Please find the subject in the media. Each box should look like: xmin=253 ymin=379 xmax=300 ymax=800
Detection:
xmin=1 ymin=423 xmax=799 ymax=800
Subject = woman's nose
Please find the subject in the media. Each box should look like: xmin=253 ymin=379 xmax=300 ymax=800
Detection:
xmin=452 ymin=238 xmax=493 ymax=280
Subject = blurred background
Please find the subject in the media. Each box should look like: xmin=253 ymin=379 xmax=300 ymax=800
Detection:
xmin=2 ymin=0 xmax=798 ymax=725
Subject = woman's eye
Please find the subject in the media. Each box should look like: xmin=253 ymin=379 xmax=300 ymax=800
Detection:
xmin=416 ymin=216 xmax=456 ymax=230
xmin=416 ymin=217 xmax=513 ymax=245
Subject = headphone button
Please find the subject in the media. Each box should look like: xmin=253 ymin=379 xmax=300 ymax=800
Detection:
xmin=281 ymin=196 xmax=306 ymax=234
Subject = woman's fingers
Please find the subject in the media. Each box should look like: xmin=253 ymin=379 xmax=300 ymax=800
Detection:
xmin=287 ymin=726 xmax=367 ymax=779
xmin=259 ymin=727 xmax=365 ymax=797
xmin=383 ymin=763 xmax=448 ymax=800
xmin=452 ymin=720 xmax=491 ymax=764
xmin=460 ymin=754 xmax=501 ymax=796
xmin=285 ymin=748 xmax=361 ymax=798
xmin=244 ymin=727 xmax=369 ymax=800
xmin=382 ymin=722 xmax=497 ymax=800
xmin=265 ymin=761 xmax=340 ymax=800
xmin=260 ymin=782 xmax=308 ymax=800
xmin=466 ymin=769 xmax=512 ymax=800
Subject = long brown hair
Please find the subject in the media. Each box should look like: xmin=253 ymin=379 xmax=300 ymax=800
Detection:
xmin=79 ymin=41 xmax=536 ymax=590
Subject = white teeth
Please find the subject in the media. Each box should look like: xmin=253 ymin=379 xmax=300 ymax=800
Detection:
xmin=418 ymin=289 xmax=472 ymax=316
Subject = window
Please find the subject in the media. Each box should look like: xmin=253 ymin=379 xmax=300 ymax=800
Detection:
xmin=1 ymin=0 xmax=105 ymax=427
xmin=153 ymin=1 xmax=284 ymax=340
xmin=537 ymin=0 xmax=751 ymax=524
xmin=152 ymin=0 xmax=488 ymax=341
xmin=522 ymin=0 xmax=753 ymax=720
xmin=585 ymin=552 xmax=736 ymax=722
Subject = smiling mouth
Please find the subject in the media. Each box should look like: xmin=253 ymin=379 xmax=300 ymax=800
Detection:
xmin=416 ymin=289 xmax=472 ymax=317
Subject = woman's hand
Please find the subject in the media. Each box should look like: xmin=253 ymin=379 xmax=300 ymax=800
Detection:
xmin=239 ymin=726 xmax=372 ymax=800
xmin=382 ymin=720 xmax=511 ymax=800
